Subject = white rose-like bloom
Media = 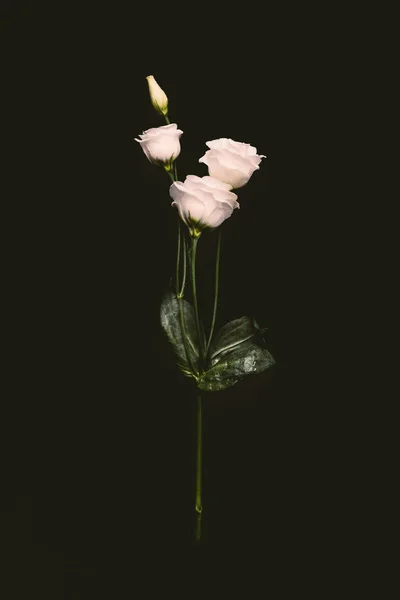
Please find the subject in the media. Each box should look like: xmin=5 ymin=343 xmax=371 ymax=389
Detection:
xmin=135 ymin=124 xmax=183 ymax=167
xmin=146 ymin=75 xmax=168 ymax=116
xmin=199 ymin=138 xmax=266 ymax=189
xmin=170 ymin=175 xmax=239 ymax=235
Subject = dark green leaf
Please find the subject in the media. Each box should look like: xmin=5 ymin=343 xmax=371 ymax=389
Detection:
xmin=208 ymin=316 xmax=257 ymax=367
xmin=160 ymin=291 xmax=202 ymax=376
xmin=199 ymin=337 xmax=275 ymax=392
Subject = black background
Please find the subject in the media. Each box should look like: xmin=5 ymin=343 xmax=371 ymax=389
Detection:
xmin=1 ymin=2 xmax=372 ymax=597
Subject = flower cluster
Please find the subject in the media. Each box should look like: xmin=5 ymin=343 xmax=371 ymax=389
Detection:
xmin=135 ymin=75 xmax=266 ymax=234
xmin=135 ymin=75 xmax=275 ymax=544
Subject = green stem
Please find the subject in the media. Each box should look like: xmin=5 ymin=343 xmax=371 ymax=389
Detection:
xmin=206 ymin=230 xmax=221 ymax=356
xmin=178 ymin=296 xmax=198 ymax=377
xmin=165 ymin=167 xmax=174 ymax=183
xmin=191 ymin=236 xmax=204 ymax=364
xmin=176 ymin=221 xmax=181 ymax=297
xmin=163 ymin=112 xmax=178 ymax=182
xmin=178 ymin=234 xmax=187 ymax=298
xmin=195 ymin=393 xmax=203 ymax=541
xmin=176 ymin=222 xmax=197 ymax=376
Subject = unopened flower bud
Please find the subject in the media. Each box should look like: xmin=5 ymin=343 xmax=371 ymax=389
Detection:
xmin=146 ymin=75 xmax=168 ymax=117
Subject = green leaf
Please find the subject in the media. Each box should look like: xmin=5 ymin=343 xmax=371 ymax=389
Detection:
xmin=198 ymin=316 xmax=275 ymax=391
xmin=208 ymin=316 xmax=257 ymax=367
xmin=198 ymin=338 xmax=275 ymax=391
xmin=160 ymin=291 xmax=202 ymax=376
